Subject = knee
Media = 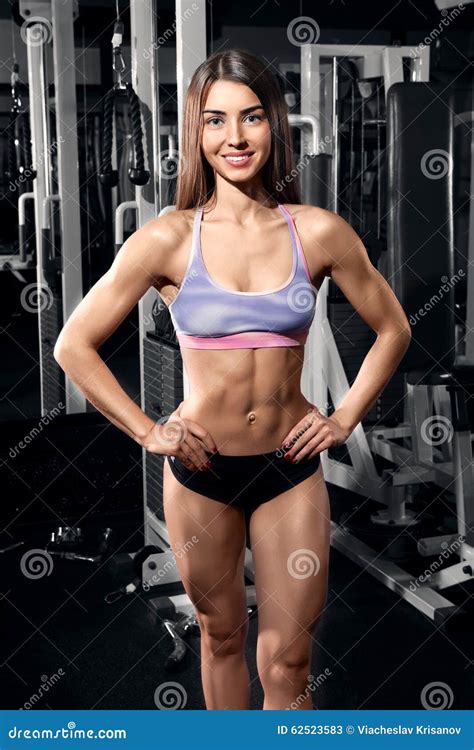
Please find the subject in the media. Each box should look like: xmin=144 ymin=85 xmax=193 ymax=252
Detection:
xmin=258 ymin=642 xmax=311 ymax=691
xmin=198 ymin=614 xmax=248 ymax=657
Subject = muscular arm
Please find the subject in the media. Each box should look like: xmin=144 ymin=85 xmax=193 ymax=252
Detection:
xmin=54 ymin=216 xmax=176 ymax=444
xmin=307 ymin=207 xmax=411 ymax=433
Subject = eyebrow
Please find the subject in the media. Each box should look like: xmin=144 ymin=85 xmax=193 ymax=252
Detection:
xmin=202 ymin=105 xmax=265 ymax=115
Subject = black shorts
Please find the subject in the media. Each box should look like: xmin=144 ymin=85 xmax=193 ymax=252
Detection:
xmin=166 ymin=448 xmax=320 ymax=517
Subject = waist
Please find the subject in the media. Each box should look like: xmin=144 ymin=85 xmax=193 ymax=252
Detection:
xmin=178 ymin=393 xmax=314 ymax=456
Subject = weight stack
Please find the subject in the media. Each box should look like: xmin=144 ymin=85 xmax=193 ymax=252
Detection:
xmin=41 ymin=294 xmax=65 ymax=414
xmin=328 ymin=298 xmax=404 ymax=425
xmin=143 ymin=332 xmax=184 ymax=520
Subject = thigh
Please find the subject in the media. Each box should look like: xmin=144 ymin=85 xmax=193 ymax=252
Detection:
xmin=249 ymin=463 xmax=331 ymax=646
xmin=163 ymin=458 xmax=248 ymax=624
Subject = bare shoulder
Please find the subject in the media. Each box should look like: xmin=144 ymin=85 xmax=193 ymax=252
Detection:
xmin=142 ymin=208 xmax=194 ymax=250
xmin=285 ymin=203 xmax=352 ymax=239
xmin=284 ymin=203 xmax=365 ymax=274
xmin=139 ymin=208 xmax=195 ymax=282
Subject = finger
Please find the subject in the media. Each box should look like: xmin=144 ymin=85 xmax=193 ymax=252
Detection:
xmin=185 ymin=436 xmax=212 ymax=469
xmin=178 ymin=443 xmax=203 ymax=471
xmin=290 ymin=428 xmax=329 ymax=461
xmin=300 ymin=435 xmax=333 ymax=460
xmin=184 ymin=418 xmax=219 ymax=454
xmin=284 ymin=419 xmax=326 ymax=457
xmin=281 ymin=422 xmax=311 ymax=452
xmin=280 ymin=409 xmax=322 ymax=450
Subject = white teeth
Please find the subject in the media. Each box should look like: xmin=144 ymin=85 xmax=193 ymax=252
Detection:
xmin=225 ymin=154 xmax=252 ymax=162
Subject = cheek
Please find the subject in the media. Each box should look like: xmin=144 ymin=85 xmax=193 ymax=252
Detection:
xmin=201 ymin=129 xmax=220 ymax=155
xmin=256 ymin=125 xmax=272 ymax=153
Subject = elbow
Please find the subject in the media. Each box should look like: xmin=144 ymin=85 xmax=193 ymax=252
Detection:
xmin=53 ymin=330 xmax=75 ymax=364
xmin=401 ymin=323 xmax=412 ymax=345
xmin=53 ymin=340 xmax=68 ymax=366
xmin=397 ymin=325 xmax=412 ymax=356
xmin=54 ymin=330 xmax=96 ymax=365
xmin=378 ymin=324 xmax=412 ymax=352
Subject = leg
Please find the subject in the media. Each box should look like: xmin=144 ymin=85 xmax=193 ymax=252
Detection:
xmin=250 ymin=463 xmax=331 ymax=709
xmin=163 ymin=459 xmax=250 ymax=709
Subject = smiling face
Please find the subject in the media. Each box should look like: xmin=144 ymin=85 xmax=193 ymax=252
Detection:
xmin=200 ymin=79 xmax=272 ymax=185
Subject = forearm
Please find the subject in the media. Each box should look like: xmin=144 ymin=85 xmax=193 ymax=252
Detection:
xmin=55 ymin=344 xmax=156 ymax=445
xmin=332 ymin=329 xmax=411 ymax=433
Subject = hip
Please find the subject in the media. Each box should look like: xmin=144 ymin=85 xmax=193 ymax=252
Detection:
xmin=177 ymin=394 xmax=316 ymax=455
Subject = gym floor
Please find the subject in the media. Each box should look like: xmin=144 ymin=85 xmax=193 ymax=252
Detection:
xmin=1 ymin=313 xmax=473 ymax=710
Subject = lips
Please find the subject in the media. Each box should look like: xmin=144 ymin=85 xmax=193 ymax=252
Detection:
xmin=222 ymin=152 xmax=255 ymax=167
xmin=222 ymin=151 xmax=254 ymax=157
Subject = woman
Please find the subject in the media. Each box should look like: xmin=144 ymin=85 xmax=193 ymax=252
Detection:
xmin=55 ymin=49 xmax=411 ymax=710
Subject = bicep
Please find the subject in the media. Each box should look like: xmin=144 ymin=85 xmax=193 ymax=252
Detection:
xmin=321 ymin=212 xmax=411 ymax=336
xmin=55 ymin=220 xmax=170 ymax=352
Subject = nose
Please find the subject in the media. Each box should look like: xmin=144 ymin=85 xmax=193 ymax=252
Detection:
xmin=226 ymin=118 xmax=247 ymax=148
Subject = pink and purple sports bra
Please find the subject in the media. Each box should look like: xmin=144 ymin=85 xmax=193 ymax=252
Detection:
xmin=167 ymin=203 xmax=318 ymax=350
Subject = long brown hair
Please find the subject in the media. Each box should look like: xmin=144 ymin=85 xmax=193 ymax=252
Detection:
xmin=175 ymin=48 xmax=302 ymax=211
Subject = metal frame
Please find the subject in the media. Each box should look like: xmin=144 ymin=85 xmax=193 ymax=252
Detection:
xmin=20 ymin=0 xmax=85 ymax=415
xmin=299 ymin=43 xmax=473 ymax=622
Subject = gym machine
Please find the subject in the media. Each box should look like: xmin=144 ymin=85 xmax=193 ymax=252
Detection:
xmin=17 ymin=0 xmax=86 ymax=416
xmin=297 ymin=44 xmax=474 ymax=623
